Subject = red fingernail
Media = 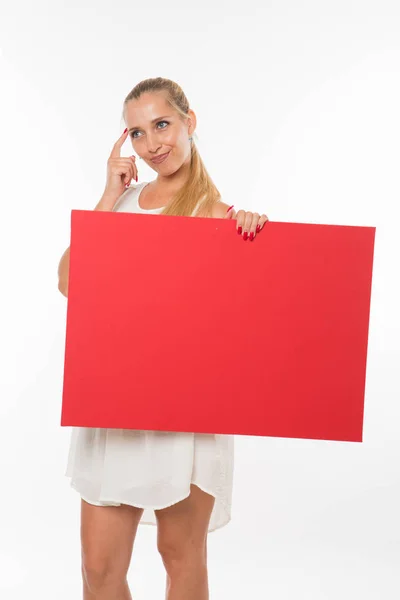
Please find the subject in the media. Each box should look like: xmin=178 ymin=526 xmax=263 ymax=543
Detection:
xmin=237 ymin=226 xmax=242 ymax=235
xmin=243 ymin=231 xmax=248 ymax=241
xmin=124 ymin=128 xmax=128 ymax=133
xmin=226 ymin=205 xmax=234 ymax=213
xmin=256 ymin=225 xmax=261 ymax=233
xmin=249 ymin=232 xmax=255 ymax=241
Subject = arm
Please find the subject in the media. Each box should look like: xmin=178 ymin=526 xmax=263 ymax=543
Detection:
xmin=210 ymin=201 xmax=237 ymax=220
xmin=57 ymin=247 xmax=71 ymax=298
xmin=57 ymin=192 xmax=121 ymax=298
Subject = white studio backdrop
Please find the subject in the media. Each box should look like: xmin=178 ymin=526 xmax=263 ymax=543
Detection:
xmin=0 ymin=0 xmax=399 ymax=598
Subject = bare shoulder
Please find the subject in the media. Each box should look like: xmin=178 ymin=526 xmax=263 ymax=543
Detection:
xmin=210 ymin=200 xmax=234 ymax=219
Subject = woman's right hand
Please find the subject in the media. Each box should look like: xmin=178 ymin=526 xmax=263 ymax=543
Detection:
xmin=103 ymin=128 xmax=139 ymax=199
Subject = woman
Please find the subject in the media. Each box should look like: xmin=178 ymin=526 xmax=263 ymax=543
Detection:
xmin=57 ymin=77 xmax=269 ymax=600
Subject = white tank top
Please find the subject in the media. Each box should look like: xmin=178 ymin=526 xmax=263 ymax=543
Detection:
xmin=113 ymin=181 xmax=202 ymax=216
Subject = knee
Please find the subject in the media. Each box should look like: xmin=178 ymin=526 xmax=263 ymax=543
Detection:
xmin=81 ymin=561 xmax=126 ymax=595
xmin=157 ymin=538 xmax=184 ymax=566
xmin=157 ymin=537 xmax=206 ymax=573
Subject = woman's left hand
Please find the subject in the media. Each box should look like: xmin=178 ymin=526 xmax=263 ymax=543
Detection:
xmin=225 ymin=206 xmax=269 ymax=240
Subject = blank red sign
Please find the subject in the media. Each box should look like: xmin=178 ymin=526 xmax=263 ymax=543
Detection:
xmin=60 ymin=210 xmax=375 ymax=442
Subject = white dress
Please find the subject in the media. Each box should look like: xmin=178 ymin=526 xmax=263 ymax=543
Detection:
xmin=65 ymin=182 xmax=235 ymax=533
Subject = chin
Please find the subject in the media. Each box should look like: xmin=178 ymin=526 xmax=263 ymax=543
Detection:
xmin=155 ymin=162 xmax=180 ymax=175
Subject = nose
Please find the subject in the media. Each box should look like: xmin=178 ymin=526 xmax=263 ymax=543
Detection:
xmin=146 ymin=133 xmax=162 ymax=155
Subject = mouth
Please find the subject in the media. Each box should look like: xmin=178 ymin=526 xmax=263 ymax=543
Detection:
xmin=151 ymin=151 xmax=170 ymax=164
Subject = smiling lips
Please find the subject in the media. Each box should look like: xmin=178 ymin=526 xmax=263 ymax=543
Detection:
xmin=151 ymin=151 xmax=170 ymax=164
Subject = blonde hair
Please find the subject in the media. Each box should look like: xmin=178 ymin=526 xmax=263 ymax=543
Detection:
xmin=121 ymin=77 xmax=221 ymax=218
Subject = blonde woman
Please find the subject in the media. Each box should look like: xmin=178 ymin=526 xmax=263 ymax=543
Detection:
xmin=58 ymin=77 xmax=269 ymax=600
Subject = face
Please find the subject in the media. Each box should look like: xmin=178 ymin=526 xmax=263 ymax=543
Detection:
xmin=125 ymin=92 xmax=196 ymax=174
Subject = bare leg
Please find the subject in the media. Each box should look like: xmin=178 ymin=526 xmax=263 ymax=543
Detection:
xmin=82 ymin=576 xmax=132 ymax=600
xmin=80 ymin=499 xmax=144 ymax=599
xmin=155 ymin=484 xmax=215 ymax=600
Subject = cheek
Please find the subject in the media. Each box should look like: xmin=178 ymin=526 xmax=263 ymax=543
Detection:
xmin=130 ymin=137 xmax=139 ymax=149
xmin=167 ymin=129 xmax=186 ymax=148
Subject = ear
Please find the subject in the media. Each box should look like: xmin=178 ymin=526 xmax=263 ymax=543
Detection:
xmin=187 ymin=109 xmax=197 ymax=137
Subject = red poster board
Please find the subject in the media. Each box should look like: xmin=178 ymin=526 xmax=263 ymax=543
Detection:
xmin=60 ymin=210 xmax=375 ymax=442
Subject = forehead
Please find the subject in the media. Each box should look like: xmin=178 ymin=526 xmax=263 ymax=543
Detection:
xmin=125 ymin=92 xmax=172 ymax=124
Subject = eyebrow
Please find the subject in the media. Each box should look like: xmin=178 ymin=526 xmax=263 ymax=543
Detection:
xmin=128 ymin=116 xmax=172 ymax=132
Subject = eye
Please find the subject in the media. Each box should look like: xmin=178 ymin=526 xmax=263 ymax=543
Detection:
xmin=157 ymin=120 xmax=169 ymax=130
xmin=130 ymin=120 xmax=169 ymax=139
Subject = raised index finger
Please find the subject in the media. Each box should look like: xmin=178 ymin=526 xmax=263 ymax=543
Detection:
xmin=109 ymin=128 xmax=129 ymax=159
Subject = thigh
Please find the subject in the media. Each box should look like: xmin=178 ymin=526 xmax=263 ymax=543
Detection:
xmin=155 ymin=484 xmax=215 ymax=561
xmin=80 ymin=500 xmax=144 ymax=576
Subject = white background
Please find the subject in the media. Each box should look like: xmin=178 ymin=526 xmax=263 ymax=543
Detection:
xmin=1 ymin=0 xmax=399 ymax=598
